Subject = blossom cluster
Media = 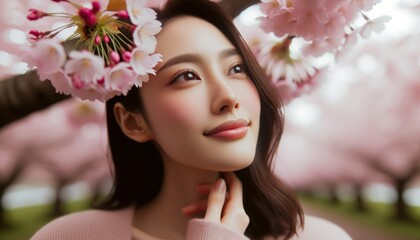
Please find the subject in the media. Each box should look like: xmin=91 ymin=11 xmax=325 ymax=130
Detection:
xmin=247 ymin=0 xmax=390 ymax=102
xmin=259 ymin=0 xmax=391 ymax=57
xmin=23 ymin=0 xmax=163 ymax=102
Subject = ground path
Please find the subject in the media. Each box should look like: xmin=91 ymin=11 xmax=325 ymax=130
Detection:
xmin=302 ymin=202 xmax=419 ymax=240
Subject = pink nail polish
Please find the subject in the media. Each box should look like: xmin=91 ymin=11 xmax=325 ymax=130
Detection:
xmin=215 ymin=179 xmax=226 ymax=192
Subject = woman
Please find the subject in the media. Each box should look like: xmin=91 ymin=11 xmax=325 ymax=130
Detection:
xmin=32 ymin=0 xmax=351 ymax=239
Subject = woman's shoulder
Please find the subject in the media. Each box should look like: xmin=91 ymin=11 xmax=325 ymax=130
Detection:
xmin=290 ymin=215 xmax=352 ymax=240
xmin=31 ymin=207 xmax=134 ymax=240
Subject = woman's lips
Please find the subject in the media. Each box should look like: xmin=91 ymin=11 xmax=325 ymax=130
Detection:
xmin=204 ymin=119 xmax=249 ymax=140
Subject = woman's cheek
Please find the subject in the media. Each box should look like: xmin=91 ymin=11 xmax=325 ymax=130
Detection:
xmin=237 ymin=83 xmax=261 ymax=116
xmin=153 ymin=95 xmax=203 ymax=131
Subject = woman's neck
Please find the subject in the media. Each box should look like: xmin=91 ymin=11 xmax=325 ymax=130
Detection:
xmin=132 ymin=155 xmax=219 ymax=240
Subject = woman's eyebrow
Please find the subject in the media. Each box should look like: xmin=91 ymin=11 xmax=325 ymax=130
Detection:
xmin=157 ymin=53 xmax=202 ymax=73
xmin=157 ymin=48 xmax=239 ymax=73
xmin=219 ymin=48 xmax=238 ymax=59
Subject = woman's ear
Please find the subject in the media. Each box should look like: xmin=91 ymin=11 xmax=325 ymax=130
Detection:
xmin=113 ymin=103 xmax=153 ymax=143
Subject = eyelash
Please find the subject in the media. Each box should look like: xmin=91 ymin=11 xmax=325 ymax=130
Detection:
xmin=170 ymin=69 xmax=201 ymax=84
xmin=228 ymin=62 xmax=246 ymax=76
xmin=169 ymin=62 xmax=247 ymax=84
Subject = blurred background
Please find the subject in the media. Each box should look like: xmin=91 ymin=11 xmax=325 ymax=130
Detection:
xmin=0 ymin=0 xmax=419 ymax=239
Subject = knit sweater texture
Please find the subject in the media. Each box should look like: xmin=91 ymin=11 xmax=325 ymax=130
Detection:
xmin=31 ymin=207 xmax=247 ymax=240
xmin=31 ymin=207 xmax=352 ymax=240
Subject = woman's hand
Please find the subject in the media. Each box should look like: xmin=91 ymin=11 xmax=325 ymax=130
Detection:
xmin=182 ymin=172 xmax=249 ymax=234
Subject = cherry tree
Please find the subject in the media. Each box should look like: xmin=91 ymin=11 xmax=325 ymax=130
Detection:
xmin=0 ymin=148 xmax=27 ymax=228
xmin=34 ymin=130 xmax=109 ymax=217
xmin=277 ymin=28 xmax=420 ymax=220
xmin=0 ymin=99 xmax=110 ymax=220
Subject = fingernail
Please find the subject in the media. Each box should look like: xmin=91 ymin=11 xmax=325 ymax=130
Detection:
xmin=214 ymin=178 xmax=226 ymax=192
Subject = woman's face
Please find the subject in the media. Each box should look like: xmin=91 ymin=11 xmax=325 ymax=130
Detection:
xmin=139 ymin=16 xmax=261 ymax=171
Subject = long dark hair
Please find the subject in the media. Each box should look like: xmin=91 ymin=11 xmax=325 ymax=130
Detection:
xmin=101 ymin=0 xmax=304 ymax=238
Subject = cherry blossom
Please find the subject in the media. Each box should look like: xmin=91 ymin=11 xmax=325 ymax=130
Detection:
xmin=130 ymin=48 xmax=163 ymax=76
xmin=64 ymin=51 xmax=105 ymax=84
xmin=23 ymin=38 xmax=66 ymax=78
xmin=257 ymin=38 xmax=317 ymax=83
xmin=351 ymin=0 xmax=381 ymax=12
xmin=43 ymin=70 xmax=73 ymax=95
xmin=133 ymin=19 xmax=162 ymax=53
xmin=302 ymin=37 xmax=342 ymax=57
xmin=69 ymin=85 xmax=108 ymax=102
xmin=342 ymin=30 xmax=360 ymax=50
xmin=134 ymin=74 xmax=150 ymax=88
xmin=260 ymin=9 xmax=297 ymax=39
xmin=325 ymin=13 xmax=346 ymax=40
xmin=258 ymin=0 xmax=390 ymax=57
xmin=17 ymin=0 xmax=162 ymax=102
xmin=294 ymin=1 xmax=330 ymax=41
xmin=104 ymin=63 xmax=136 ymax=94
xmin=251 ymin=35 xmax=323 ymax=103
xmin=260 ymin=0 xmax=284 ymax=17
xmin=126 ymin=0 xmax=157 ymax=25
xmin=359 ymin=15 xmax=392 ymax=39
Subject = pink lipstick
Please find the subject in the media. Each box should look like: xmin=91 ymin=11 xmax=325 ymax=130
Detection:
xmin=204 ymin=119 xmax=249 ymax=140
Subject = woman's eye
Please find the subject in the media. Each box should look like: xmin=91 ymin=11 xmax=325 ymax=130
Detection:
xmin=228 ymin=63 xmax=246 ymax=76
xmin=171 ymin=70 xmax=201 ymax=84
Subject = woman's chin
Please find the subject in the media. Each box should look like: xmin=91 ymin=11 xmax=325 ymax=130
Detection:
xmin=211 ymin=159 xmax=255 ymax=172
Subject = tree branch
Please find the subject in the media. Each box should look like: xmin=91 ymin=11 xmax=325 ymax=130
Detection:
xmin=220 ymin=0 xmax=259 ymax=18
xmin=0 ymin=71 xmax=69 ymax=128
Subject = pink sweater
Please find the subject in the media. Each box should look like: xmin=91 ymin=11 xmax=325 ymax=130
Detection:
xmin=30 ymin=207 xmax=248 ymax=240
xmin=31 ymin=207 xmax=352 ymax=239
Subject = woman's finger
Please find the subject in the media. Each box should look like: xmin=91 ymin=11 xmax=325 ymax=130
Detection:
xmin=195 ymin=184 xmax=212 ymax=195
xmin=221 ymin=172 xmax=249 ymax=232
xmin=203 ymin=178 xmax=226 ymax=222
xmin=182 ymin=200 xmax=208 ymax=216
xmin=223 ymin=172 xmax=244 ymax=208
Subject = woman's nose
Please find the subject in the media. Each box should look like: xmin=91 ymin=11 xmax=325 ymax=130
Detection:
xmin=210 ymin=79 xmax=240 ymax=114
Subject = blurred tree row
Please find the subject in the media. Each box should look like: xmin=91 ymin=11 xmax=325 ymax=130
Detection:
xmin=0 ymin=100 xmax=110 ymax=229
xmin=277 ymin=34 xmax=420 ymax=222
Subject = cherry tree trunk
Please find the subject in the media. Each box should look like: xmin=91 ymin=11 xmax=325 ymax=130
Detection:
xmin=353 ymin=183 xmax=367 ymax=212
xmin=0 ymin=162 xmax=27 ymax=229
xmin=393 ymin=178 xmax=413 ymax=222
xmin=50 ymin=181 xmax=66 ymax=218
xmin=0 ymin=185 xmax=9 ymax=229
xmin=327 ymin=184 xmax=339 ymax=204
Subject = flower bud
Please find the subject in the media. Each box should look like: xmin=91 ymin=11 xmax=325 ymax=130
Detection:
xmin=116 ymin=10 xmax=129 ymax=19
xmin=27 ymin=9 xmax=47 ymax=21
xmin=85 ymin=14 xmax=97 ymax=27
xmin=78 ymin=8 xmax=92 ymax=19
xmin=29 ymin=30 xmax=41 ymax=38
xmin=110 ymin=51 xmax=120 ymax=63
xmin=28 ymin=30 xmax=50 ymax=41
xmin=79 ymin=8 xmax=97 ymax=27
xmin=103 ymin=35 xmax=110 ymax=43
xmin=92 ymin=1 xmax=101 ymax=13
xmin=94 ymin=35 xmax=102 ymax=45
xmin=122 ymin=51 xmax=132 ymax=62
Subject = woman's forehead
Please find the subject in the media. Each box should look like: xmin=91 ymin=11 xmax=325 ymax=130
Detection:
xmin=155 ymin=15 xmax=234 ymax=58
